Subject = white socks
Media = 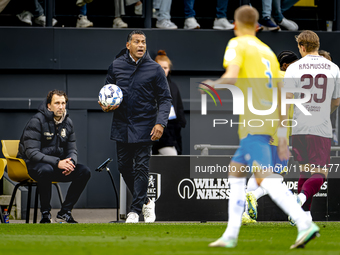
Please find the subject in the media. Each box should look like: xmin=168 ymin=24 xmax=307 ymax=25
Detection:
xmin=253 ymin=187 xmax=267 ymax=200
xmin=245 ymin=174 xmax=264 ymax=213
xmin=222 ymin=177 xmax=246 ymax=240
xmin=260 ymin=175 xmax=310 ymax=232
xmin=298 ymin=193 xmax=307 ymax=205
xmin=305 ymin=211 xmax=312 ymax=221
xmin=247 ymin=174 xmax=284 ymax=200
xmin=246 ymin=174 xmax=258 ymax=193
xmin=253 ymin=175 xmax=283 ymax=199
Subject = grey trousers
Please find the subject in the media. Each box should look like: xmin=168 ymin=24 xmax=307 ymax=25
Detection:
xmin=115 ymin=0 xmax=139 ymax=17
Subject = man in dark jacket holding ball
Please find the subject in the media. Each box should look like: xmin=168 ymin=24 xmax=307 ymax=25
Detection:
xmin=99 ymin=30 xmax=172 ymax=223
xmin=18 ymin=90 xmax=91 ymax=223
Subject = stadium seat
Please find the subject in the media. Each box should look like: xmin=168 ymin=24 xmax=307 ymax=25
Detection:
xmin=294 ymin=0 xmax=317 ymax=7
xmin=0 ymin=158 xmax=7 ymax=223
xmin=1 ymin=140 xmax=63 ymax=223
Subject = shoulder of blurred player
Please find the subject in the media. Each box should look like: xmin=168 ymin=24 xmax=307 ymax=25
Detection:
xmin=325 ymin=57 xmax=340 ymax=70
xmin=279 ymin=70 xmax=285 ymax=78
xmin=223 ymin=37 xmax=245 ymax=69
xmin=284 ymin=60 xmax=299 ymax=74
xmin=227 ymin=36 xmax=239 ymax=46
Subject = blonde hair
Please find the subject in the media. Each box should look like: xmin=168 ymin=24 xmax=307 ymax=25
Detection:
xmin=234 ymin=5 xmax=259 ymax=28
xmin=154 ymin=50 xmax=172 ymax=70
xmin=319 ymin=50 xmax=332 ymax=61
xmin=295 ymin=30 xmax=320 ymax=53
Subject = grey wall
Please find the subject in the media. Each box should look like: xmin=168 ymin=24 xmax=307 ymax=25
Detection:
xmin=2 ymin=28 xmax=340 ymax=71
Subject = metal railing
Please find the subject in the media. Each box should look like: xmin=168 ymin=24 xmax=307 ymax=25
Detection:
xmin=194 ymin=144 xmax=340 ymax=156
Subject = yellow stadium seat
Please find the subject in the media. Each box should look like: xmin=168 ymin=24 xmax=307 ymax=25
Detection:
xmin=294 ymin=0 xmax=317 ymax=7
xmin=0 ymin=158 xmax=7 ymax=223
xmin=1 ymin=140 xmax=63 ymax=223
xmin=0 ymin=158 xmax=5 ymax=180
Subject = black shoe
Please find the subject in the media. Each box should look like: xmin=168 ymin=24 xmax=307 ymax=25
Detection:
xmin=40 ymin=211 xmax=52 ymax=223
xmin=259 ymin=17 xmax=280 ymax=31
xmin=56 ymin=210 xmax=78 ymax=223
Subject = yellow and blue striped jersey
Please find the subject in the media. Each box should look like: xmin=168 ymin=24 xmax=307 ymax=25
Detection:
xmin=223 ymin=35 xmax=281 ymax=140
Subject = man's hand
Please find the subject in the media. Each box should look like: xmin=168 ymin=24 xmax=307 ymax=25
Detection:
xmin=98 ymin=101 xmax=119 ymax=112
xmin=150 ymin=124 xmax=164 ymax=141
xmin=277 ymin=137 xmax=290 ymax=161
xmin=58 ymin=157 xmax=75 ymax=176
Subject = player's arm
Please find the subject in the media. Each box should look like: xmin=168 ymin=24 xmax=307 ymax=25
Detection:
xmin=277 ymin=81 xmax=290 ymax=161
xmin=217 ymin=65 xmax=240 ymax=86
xmin=201 ymin=39 xmax=242 ymax=91
xmin=331 ymin=70 xmax=340 ymax=113
xmin=283 ymin=67 xmax=295 ymax=101
xmin=331 ymin=98 xmax=340 ymax=113
xmin=200 ymin=65 xmax=240 ymax=91
xmin=286 ymin=91 xmax=294 ymax=117
xmin=286 ymin=92 xmax=294 ymax=99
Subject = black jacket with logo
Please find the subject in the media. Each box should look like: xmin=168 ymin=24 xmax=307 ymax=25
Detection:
xmin=105 ymin=48 xmax=172 ymax=143
xmin=17 ymin=99 xmax=78 ymax=167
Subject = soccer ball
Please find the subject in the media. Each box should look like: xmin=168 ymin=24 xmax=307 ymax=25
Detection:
xmin=98 ymin=84 xmax=123 ymax=107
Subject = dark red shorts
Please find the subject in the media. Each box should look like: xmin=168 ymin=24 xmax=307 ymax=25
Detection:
xmin=292 ymin=135 xmax=331 ymax=167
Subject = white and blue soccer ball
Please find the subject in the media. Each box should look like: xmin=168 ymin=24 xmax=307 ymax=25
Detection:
xmin=98 ymin=84 xmax=123 ymax=107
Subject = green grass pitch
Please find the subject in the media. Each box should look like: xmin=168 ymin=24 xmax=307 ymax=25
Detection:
xmin=1 ymin=222 xmax=340 ymax=255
